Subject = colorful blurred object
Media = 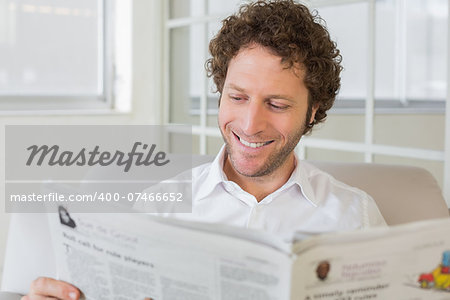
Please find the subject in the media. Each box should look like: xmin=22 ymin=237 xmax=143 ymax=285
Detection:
xmin=418 ymin=250 xmax=450 ymax=290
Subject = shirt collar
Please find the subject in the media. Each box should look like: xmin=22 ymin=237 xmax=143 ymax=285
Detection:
xmin=286 ymin=157 xmax=318 ymax=207
xmin=196 ymin=145 xmax=318 ymax=206
xmin=196 ymin=145 xmax=228 ymax=200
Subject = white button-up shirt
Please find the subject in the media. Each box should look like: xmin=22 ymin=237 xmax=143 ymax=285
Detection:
xmin=140 ymin=146 xmax=386 ymax=239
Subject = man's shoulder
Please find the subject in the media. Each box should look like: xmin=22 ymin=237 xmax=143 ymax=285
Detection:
xmin=298 ymin=160 xmax=387 ymax=227
xmin=134 ymin=162 xmax=213 ymax=213
xmin=300 ymin=160 xmax=369 ymax=199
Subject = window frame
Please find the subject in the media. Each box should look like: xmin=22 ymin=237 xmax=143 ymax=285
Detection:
xmin=0 ymin=0 xmax=116 ymax=112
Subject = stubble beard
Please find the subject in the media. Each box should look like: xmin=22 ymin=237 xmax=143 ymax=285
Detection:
xmin=221 ymin=125 xmax=305 ymax=178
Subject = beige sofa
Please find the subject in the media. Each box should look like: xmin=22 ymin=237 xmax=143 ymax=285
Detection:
xmin=312 ymin=161 xmax=449 ymax=225
xmin=1 ymin=161 xmax=449 ymax=299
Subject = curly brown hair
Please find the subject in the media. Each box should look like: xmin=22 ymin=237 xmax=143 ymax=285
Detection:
xmin=206 ymin=0 xmax=342 ymax=134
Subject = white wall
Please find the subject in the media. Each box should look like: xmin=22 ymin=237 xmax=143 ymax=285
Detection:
xmin=0 ymin=0 xmax=163 ymax=283
xmin=306 ymin=114 xmax=446 ymax=189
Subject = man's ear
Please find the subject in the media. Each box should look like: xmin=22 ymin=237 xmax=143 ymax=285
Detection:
xmin=309 ymin=104 xmax=319 ymax=124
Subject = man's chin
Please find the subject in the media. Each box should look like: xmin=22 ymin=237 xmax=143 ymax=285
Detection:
xmin=230 ymin=159 xmax=270 ymax=177
xmin=225 ymin=144 xmax=274 ymax=176
xmin=235 ymin=168 xmax=265 ymax=178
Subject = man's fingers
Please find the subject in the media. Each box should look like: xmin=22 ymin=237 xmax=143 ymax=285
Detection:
xmin=29 ymin=277 xmax=80 ymax=300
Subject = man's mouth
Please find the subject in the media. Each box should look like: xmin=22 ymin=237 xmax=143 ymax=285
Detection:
xmin=234 ymin=132 xmax=274 ymax=149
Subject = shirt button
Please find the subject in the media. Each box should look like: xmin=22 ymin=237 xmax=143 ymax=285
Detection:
xmin=252 ymin=205 xmax=262 ymax=217
xmin=248 ymin=206 xmax=263 ymax=228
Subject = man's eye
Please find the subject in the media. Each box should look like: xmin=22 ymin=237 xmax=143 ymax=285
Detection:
xmin=230 ymin=95 xmax=243 ymax=101
xmin=269 ymin=103 xmax=288 ymax=110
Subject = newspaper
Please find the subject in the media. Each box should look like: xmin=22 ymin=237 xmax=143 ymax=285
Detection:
xmin=290 ymin=219 xmax=450 ymax=299
xmin=48 ymin=208 xmax=450 ymax=300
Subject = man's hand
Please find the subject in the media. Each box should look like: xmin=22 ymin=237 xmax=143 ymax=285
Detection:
xmin=22 ymin=277 xmax=81 ymax=300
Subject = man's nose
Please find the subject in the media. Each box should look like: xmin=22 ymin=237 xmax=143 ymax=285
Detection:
xmin=241 ymin=101 xmax=267 ymax=136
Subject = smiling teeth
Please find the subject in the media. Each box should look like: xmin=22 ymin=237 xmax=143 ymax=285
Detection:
xmin=239 ymin=138 xmax=266 ymax=148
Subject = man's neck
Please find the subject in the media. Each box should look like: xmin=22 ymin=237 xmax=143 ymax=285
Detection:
xmin=223 ymin=154 xmax=296 ymax=202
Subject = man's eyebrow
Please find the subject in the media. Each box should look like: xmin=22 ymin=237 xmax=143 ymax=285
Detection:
xmin=224 ymin=83 xmax=295 ymax=102
xmin=224 ymin=83 xmax=246 ymax=93
xmin=266 ymin=94 xmax=295 ymax=102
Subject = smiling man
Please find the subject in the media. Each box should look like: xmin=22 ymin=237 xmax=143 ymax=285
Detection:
xmin=219 ymin=45 xmax=314 ymax=201
xmin=182 ymin=0 xmax=386 ymax=235
xmin=25 ymin=0 xmax=385 ymax=299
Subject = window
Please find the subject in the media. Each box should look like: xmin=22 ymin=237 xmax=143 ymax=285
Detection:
xmin=316 ymin=0 xmax=447 ymax=113
xmin=0 ymin=0 xmax=130 ymax=111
